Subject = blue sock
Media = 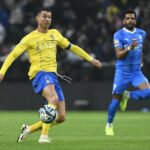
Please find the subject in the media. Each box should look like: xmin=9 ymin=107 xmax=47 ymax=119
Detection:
xmin=130 ymin=89 xmax=150 ymax=101
xmin=107 ymin=98 xmax=120 ymax=124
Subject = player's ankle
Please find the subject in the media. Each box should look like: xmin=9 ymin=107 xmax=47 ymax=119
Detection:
xmin=106 ymin=123 xmax=113 ymax=128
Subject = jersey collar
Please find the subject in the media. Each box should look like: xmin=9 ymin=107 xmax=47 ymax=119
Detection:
xmin=123 ymin=27 xmax=136 ymax=34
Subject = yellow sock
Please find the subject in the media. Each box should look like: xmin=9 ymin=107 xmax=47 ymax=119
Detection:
xmin=29 ymin=121 xmax=42 ymax=133
xmin=41 ymin=123 xmax=51 ymax=135
xmin=41 ymin=121 xmax=59 ymax=135
xmin=48 ymin=103 xmax=57 ymax=109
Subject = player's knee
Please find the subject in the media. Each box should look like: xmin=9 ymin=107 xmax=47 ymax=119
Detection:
xmin=113 ymin=94 xmax=122 ymax=100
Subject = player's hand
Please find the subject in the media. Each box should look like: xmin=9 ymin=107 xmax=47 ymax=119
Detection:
xmin=0 ymin=73 xmax=4 ymax=82
xmin=128 ymin=39 xmax=138 ymax=51
xmin=91 ymin=58 xmax=102 ymax=69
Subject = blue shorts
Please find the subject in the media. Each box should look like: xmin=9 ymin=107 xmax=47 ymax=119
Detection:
xmin=32 ymin=72 xmax=65 ymax=101
xmin=112 ymin=67 xmax=149 ymax=94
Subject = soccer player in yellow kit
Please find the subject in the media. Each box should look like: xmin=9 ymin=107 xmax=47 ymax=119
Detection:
xmin=0 ymin=8 xmax=101 ymax=143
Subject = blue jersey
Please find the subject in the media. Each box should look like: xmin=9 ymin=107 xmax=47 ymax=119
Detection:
xmin=113 ymin=27 xmax=146 ymax=67
xmin=112 ymin=27 xmax=148 ymax=94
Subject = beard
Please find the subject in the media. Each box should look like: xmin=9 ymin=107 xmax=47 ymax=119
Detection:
xmin=125 ymin=23 xmax=136 ymax=31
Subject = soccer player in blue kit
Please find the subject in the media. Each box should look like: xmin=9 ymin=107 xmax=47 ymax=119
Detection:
xmin=105 ymin=9 xmax=150 ymax=136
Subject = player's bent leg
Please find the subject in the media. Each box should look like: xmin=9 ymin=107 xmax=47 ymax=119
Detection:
xmin=17 ymin=124 xmax=30 ymax=143
xmin=130 ymin=89 xmax=150 ymax=100
xmin=39 ymin=85 xmax=58 ymax=143
xmin=39 ymin=104 xmax=66 ymax=144
xmin=56 ymin=101 xmax=66 ymax=123
xmin=39 ymin=102 xmax=66 ymax=144
xmin=129 ymin=82 xmax=150 ymax=101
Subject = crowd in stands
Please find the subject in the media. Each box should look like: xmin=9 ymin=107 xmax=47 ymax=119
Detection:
xmin=0 ymin=0 xmax=150 ymax=81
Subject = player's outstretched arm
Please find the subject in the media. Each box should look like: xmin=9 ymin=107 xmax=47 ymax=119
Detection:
xmin=69 ymin=44 xmax=101 ymax=69
xmin=0 ymin=52 xmax=19 ymax=80
xmin=0 ymin=35 xmax=29 ymax=80
xmin=0 ymin=44 xmax=27 ymax=80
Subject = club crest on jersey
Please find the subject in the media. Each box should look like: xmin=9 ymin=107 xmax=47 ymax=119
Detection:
xmin=50 ymin=35 xmax=55 ymax=40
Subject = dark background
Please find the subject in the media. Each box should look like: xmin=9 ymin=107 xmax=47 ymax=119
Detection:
xmin=0 ymin=0 xmax=150 ymax=110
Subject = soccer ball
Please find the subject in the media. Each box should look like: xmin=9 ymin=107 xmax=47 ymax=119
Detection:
xmin=39 ymin=105 xmax=57 ymax=123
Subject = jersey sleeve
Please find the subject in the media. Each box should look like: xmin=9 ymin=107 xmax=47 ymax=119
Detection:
xmin=53 ymin=29 xmax=70 ymax=49
xmin=0 ymin=37 xmax=28 ymax=76
xmin=13 ymin=37 xmax=28 ymax=56
xmin=113 ymin=32 xmax=123 ymax=49
xmin=70 ymin=44 xmax=93 ymax=62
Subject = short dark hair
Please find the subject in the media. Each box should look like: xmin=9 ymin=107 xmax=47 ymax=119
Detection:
xmin=36 ymin=7 xmax=51 ymax=15
xmin=123 ymin=9 xmax=136 ymax=19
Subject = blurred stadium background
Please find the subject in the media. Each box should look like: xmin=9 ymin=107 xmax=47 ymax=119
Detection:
xmin=0 ymin=0 xmax=150 ymax=110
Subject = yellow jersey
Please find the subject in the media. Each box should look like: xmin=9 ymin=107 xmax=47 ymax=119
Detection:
xmin=0 ymin=29 xmax=93 ymax=79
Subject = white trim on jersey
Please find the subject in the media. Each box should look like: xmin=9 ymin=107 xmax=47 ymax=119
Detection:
xmin=123 ymin=27 xmax=136 ymax=34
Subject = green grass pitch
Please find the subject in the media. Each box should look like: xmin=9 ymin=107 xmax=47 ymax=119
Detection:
xmin=0 ymin=111 xmax=150 ymax=150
